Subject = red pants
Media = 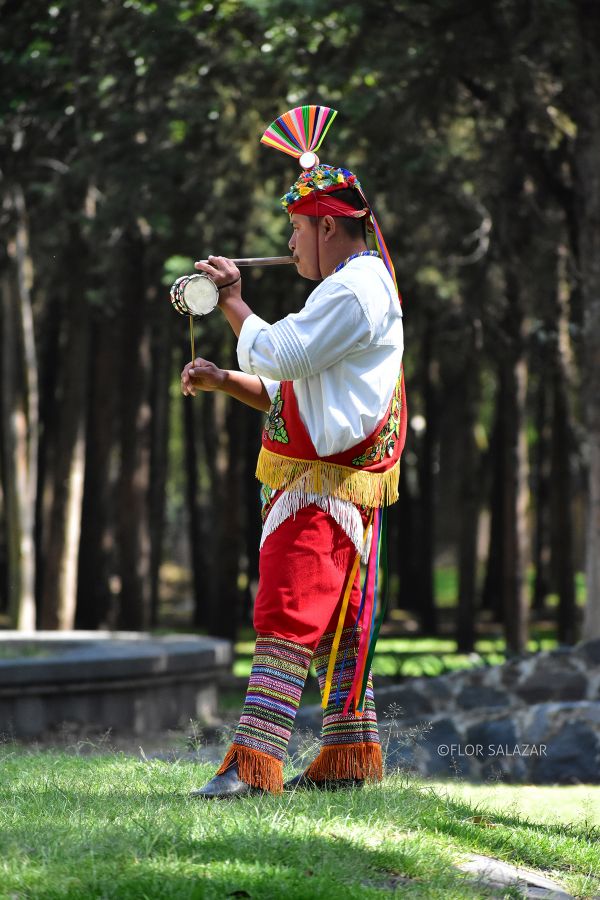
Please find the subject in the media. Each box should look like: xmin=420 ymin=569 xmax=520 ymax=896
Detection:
xmin=254 ymin=504 xmax=364 ymax=648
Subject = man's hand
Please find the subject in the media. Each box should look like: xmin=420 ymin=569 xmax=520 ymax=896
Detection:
xmin=181 ymin=358 xmax=225 ymax=397
xmin=194 ymin=255 xmax=241 ymax=297
xmin=194 ymin=255 xmax=254 ymax=338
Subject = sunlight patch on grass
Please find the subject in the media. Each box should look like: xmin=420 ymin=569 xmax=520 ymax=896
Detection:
xmin=427 ymin=782 xmax=600 ymax=828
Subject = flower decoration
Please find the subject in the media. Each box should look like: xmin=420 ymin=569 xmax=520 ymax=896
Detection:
xmin=281 ymin=165 xmax=362 ymax=210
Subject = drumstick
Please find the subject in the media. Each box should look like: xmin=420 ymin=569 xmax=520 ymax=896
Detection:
xmin=196 ymin=256 xmax=297 ymax=267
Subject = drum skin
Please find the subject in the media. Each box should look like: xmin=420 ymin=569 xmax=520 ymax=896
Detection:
xmin=170 ymin=273 xmax=219 ymax=317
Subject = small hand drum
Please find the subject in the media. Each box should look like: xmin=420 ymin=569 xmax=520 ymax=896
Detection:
xmin=170 ymin=272 xmax=219 ymax=317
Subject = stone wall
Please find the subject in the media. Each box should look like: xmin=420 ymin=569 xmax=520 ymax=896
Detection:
xmin=295 ymin=639 xmax=600 ymax=783
xmin=0 ymin=631 xmax=232 ymax=739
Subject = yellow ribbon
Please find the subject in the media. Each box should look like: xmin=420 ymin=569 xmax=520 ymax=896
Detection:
xmin=321 ymin=509 xmax=374 ymax=709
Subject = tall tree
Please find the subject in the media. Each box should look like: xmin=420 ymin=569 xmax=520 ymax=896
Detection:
xmin=573 ymin=0 xmax=600 ymax=638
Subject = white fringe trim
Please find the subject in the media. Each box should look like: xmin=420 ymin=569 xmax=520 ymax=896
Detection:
xmin=261 ymin=481 xmax=371 ymax=563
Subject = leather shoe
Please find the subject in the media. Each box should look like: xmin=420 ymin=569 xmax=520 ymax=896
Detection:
xmin=190 ymin=763 xmax=263 ymax=799
xmin=284 ymin=772 xmax=364 ymax=791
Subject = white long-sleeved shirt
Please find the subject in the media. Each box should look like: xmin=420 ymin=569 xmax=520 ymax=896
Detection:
xmin=237 ymin=255 xmax=404 ymax=456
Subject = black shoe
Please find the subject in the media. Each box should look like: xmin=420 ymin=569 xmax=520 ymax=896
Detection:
xmin=284 ymin=772 xmax=364 ymax=791
xmin=190 ymin=763 xmax=263 ymax=799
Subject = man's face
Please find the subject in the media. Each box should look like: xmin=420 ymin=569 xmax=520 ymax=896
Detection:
xmin=288 ymin=214 xmax=321 ymax=280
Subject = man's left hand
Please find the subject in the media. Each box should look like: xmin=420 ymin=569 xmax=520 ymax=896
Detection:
xmin=194 ymin=255 xmax=241 ymax=294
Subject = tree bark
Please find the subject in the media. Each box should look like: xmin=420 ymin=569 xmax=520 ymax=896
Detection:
xmin=481 ymin=384 xmax=505 ymax=623
xmin=148 ymin=280 xmax=173 ymax=627
xmin=76 ymin=310 xmax=120 ymax=629
xmin=418 ymin=318 xmax=439 ymax=634
xmin=456 ymin=323 xmax=482 ymax=653
xmin=183 ymin=384 xmax=210 ymax=630
xmin=1 ymin=187 xmax=38 ymax=629
xmin=551 ymin=245 xmax=577 ymax=643
xmin=206 ymin=390 xmax=243 ymax=640
xmin=574 ymin=0 xmax=600 ymax=639
xmin=116 ymin=228 xmax=152 ymax=630
xmin=531 ymin=368 xmax=552 ymax=613
xmin=39 ymin=210 xmax=89 ymax=630
xmin=499 ymin=279 xmax=530 ymax=656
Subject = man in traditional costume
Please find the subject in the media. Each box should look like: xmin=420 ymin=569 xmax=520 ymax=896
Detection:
xmin=181 ymin=106 xmax=407 ymax=798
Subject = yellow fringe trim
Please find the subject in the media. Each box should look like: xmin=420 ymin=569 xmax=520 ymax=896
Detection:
xmin=304 ymin=742 xmax=382 ymax=783
xmin=256 ymin=447 xmax=400 ymax=508
xmin=217 ymin=744 xmax=284 ymax=794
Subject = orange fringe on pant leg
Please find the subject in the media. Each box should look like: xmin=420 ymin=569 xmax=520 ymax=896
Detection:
xmin=216 ymin=744 xmax=284 ymax=794
xmin=303 ymin=742 xmax=382 ymax=783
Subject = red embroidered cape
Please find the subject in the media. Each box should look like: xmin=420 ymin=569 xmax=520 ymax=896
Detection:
xmin=256 ymin=370 xmax=407 ymax=510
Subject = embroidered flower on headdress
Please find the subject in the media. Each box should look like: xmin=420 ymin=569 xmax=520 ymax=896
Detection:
xmin=281 ymin=165 xmax=362 ymax=210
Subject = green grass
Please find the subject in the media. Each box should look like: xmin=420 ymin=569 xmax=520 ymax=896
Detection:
xmin=1 ymin=748 xmax=598 ymax=899
xmin=431 ymin=782 xmax=600 ymax=828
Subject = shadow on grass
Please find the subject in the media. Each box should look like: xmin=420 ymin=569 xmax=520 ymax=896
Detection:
xmin=1 ymin=750 xmax=598 ymax=899
xmin=0 ymin=785 xmax=475 ymax=899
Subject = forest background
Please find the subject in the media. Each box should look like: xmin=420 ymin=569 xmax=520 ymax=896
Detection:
xmin=1 ymin=0 xmax=600 ymax=656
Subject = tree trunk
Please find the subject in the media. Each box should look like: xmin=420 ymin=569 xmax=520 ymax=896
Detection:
xmin=552 ymin=371 xmax=577 ymax=643
xmin=208 ymin=391 xmax=243 ymax=640
xmin=418 ymin=319 xmax=438 ymax=634
xmin=500 ymin=278 xmax=530 ymax=656
xmin=148 ymin=280 xmax=173 ymax=627
xmin=397 ymin=437 xmax=420 ymax=616
xmin=76 ymin=311 xmax=120 ymax=629
xmin=456 ymin=324 xmax=482 ymax=653
xmin=116 ymin=228 xmax=152 ymax=630
xmin=481 ymin=384 xmax=505 ymax=623
xmin=551 ymin=245 xmax=577 ymax=644
xmin=531 ymin=369 xmax=552 ymax=613
xmin=183 ymin=384 xmax=209 ymax=630
xmin=39 ymin=213 xmax=89 ymax=630
xmin=1 ymin=187 xmax=38 ymax=629
xmin=574 ymin=0 xmax=600 ymax=639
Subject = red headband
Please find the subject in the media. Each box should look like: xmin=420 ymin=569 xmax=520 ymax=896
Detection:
xmin=288 ymin=185 xmax=369 ymax=219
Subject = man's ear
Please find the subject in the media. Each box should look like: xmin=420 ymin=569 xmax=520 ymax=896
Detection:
xmin=321 ymin=215 xmax=337 ymax=241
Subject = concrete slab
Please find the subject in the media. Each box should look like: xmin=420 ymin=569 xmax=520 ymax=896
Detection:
xmin=458 ymin=852 xmax=574 ymax=899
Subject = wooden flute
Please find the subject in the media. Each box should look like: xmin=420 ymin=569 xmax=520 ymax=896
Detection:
xmin=197 ymin=256 xmax=297 ymax=266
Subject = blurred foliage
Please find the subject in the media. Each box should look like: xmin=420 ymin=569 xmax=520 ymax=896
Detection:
xmin=0 ymin=0 xmax=594 ymax=641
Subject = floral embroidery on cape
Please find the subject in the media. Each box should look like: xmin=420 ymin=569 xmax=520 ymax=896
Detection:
xmin=263 ymin=386 xmax=289 ymax=444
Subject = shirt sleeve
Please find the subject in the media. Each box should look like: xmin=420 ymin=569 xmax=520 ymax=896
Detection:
xmin=236 ymin=281 xmax=373 ymax=381
xmin=258 ymin=375 xmax=280 ymax=401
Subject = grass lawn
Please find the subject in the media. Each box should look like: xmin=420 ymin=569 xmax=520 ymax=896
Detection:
xmin=1 ymin=748 xmax=598 ymax=899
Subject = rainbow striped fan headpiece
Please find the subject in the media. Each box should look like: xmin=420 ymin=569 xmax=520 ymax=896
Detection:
xmin=260 ymin=104 xmax=402 ymax=303
xmin=260 ymin=104 xmax=337 ymax=170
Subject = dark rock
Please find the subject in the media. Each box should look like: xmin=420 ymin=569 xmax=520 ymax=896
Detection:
xmin=530 ymin=720 xmax=600 ymax=784
xmin=515 ymin=660 xmax=587 ymax=704
xmin=464 ymin=717 xmax=517 ymax=752
xmin=418 ymin=717 xmax=468 ymax=777
xmin=499 ymin=659 xmax=530 ymax=689
xmin=375 ymin=685 xmax=434 ymax=719
xmin=465 ymin=717 xmax=526 ymax=781
xmin=574 ymin=639 xmax=600 ymax=667
xmin=456 ymin=686 xmax=510 ymax=711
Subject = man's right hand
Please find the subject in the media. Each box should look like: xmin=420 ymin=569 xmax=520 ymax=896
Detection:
xmin=181 ymin=358 xmax=226 ymax=397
